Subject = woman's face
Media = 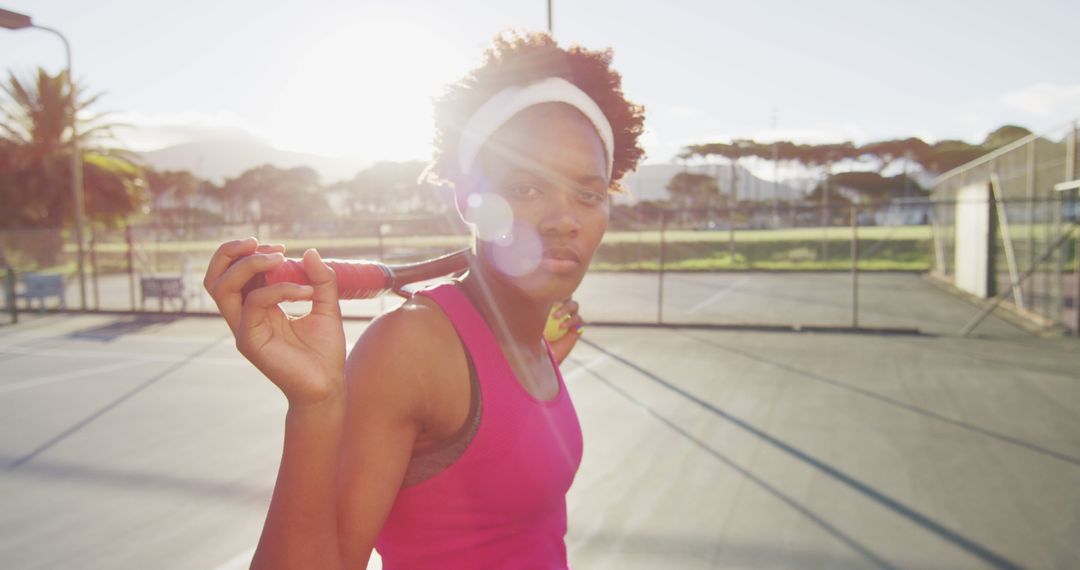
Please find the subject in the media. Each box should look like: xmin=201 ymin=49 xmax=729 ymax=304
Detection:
xmin=461 ymin=103 xmax=610 ymax=303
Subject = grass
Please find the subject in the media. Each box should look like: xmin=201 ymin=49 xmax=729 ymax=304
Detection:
xmin=24 ymin=224 xmax=947 ymax=273
xmin=68 ymin=226 xmax=933 ymax=254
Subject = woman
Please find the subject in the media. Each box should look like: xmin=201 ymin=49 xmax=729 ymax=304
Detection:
xmin=203 ymin=31 xmax=645 ymax=569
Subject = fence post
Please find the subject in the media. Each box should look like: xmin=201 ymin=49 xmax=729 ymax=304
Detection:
xmin=89 ymin=226 xmax=100 ymax=311
xmin=727 ymin=205 xmax=736 ymax=266
xmin=822 ymin=166 xmax=831 ymax=264
xmin=1068 ymin=121 xmax=1078 ymax=334
xmin=126 ymin=225 xmax=136 ymax=311
xmin=851 ymin=203 xmax=859 ymax=328
xmin=6 ymin=267 xmax=16 ymax=325
xmin=658 ymin=209 xmax=667 ymax=325
xmin=1025 ymin=140 xmax=1036 ymax=309
xmin=377 ymin=222 xmax=387 ymax=313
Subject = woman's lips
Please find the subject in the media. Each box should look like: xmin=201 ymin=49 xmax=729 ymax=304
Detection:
xmin=541 ymin=247 xmax=582 ymax=273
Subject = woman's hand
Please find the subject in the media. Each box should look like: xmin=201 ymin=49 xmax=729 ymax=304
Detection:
xmin=548 ymin=298 xmax=586 ymax=365
xmin=204 ymin=238 xmax=345 ymax=408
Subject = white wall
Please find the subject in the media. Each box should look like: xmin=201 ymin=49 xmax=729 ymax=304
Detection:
xmin=954 ymin=184 xmax=991 ymax=298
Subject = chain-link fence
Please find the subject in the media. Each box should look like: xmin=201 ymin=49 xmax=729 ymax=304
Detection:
xmin=931 ymin=120 xmax=1079 ymax=335
xmin=5 ymin=124 xmax=1076 ymax=337
xmin=2 ymin=199 xmax=944 ymax=331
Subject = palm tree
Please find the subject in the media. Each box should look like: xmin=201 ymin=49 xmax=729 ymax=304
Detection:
xmin=0 ymin=67 xmax=145 ymax=230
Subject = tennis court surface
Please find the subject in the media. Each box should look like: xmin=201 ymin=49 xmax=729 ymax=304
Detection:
xmin=1 ymin=296 xmax=1078 ymax=568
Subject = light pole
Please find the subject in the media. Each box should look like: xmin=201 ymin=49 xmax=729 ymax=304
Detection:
xmin=1 ymin=7 xmax=88 ymax=310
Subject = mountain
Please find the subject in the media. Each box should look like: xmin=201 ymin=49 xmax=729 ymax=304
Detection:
xmin=136 ymin=139 xmax=369 ymax=184
xmin=617 ymin=163 xmax=813 ymax=204
xmin=135 ymin=138 xmax=813 ymax=203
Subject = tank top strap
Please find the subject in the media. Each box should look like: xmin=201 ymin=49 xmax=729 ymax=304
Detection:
xmin=414 ymin=282 xmax=518 ymax=402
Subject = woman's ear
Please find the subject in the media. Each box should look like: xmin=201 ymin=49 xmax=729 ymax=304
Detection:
xmin=453 ymin=186 xmax=472 ymax=224
xmin=452 ymin=172 xmax=485 ymax=225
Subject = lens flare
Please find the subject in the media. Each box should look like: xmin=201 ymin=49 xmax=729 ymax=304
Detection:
xmin=488 ymin=221 xmax=542 ymax=277
xmin=465 ymin=192 xmax=514 ymax=242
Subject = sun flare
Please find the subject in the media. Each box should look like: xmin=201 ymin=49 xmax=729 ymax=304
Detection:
xmin=268 ymin=20 xmax=469 ymax=159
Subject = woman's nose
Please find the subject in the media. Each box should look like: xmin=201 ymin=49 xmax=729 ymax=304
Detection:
xmin=538 ymin=189 xmax=581 ymax=236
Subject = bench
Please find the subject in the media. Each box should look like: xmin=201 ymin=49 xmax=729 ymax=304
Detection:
xmin=18 ymin=273 xmax=67 ymax=313
xmin=141 ymin=276 xmax=187 ymax=312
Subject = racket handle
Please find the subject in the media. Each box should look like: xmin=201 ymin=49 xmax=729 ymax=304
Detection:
xmin=261 ymin=259 xmax=393 ymax=299
xmin=241 ymin=248 xmax=471 ymax=300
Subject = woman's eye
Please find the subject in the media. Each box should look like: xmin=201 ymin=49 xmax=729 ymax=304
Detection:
xmin=508 ymin=184 xmax=540 ymax=198
xmin=578 ymin=189 xmax=607 ymax=206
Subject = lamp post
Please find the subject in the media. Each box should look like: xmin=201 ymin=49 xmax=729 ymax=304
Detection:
xmin=1 ymin=7 xmax=88 ymax=311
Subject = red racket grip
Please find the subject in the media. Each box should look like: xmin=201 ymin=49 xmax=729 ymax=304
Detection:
xmin=263 ymin=259 xmax=392 ymax=299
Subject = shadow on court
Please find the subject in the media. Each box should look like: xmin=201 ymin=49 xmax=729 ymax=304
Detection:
xmin=65 ymin=314 xmax=186 ymax=342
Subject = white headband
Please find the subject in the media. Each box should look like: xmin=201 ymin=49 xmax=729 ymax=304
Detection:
xmin=457 ymin=77 xmax=615 ymax=180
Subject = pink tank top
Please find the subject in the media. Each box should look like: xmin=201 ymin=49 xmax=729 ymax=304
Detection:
xmin=374 ymin=283 xmax=584 ymax=569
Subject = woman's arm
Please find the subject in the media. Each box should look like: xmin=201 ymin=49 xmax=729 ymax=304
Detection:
xmin=250 ymin=398 xmax=347 ymax=569
xmin=204 ymin=240 xmax=352 ymax=569
xmin=333 ymin=304 xmax=447 ymax=567
xmin=205 ymin=240 xmax=446 ymax=569
xmin=250 ymin=315 xmax=429 ymax=570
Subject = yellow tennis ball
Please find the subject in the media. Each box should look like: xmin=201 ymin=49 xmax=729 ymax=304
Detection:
xmin=544 ymin=304 xmax=572 ymax=342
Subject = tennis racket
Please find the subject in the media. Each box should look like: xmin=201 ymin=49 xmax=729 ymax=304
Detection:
xmin=242 ymin=247 xmax=471 ymax=299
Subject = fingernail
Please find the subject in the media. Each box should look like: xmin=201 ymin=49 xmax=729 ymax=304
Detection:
xmin=576 ymin=325 xmax=586 ymax=335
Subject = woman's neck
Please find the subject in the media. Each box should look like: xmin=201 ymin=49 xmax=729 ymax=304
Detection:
xmin=458 ymin=258 xmax=550 ymax=361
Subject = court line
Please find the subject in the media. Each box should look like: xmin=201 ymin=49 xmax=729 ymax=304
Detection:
xmin=567 ymin=356 xmax=897 ymax=570
xmin=578 ymin=337 xmax=1025 ymax=570
xmin=0 ymin=343 xmax=244 ymax=367
xmin=562 ymin=353 xmax=610 ymax=381
xmin=680 ymin=331 xmax=1080 ymax=467
xmin=688 ymin=275 xmax=750 ymax=312
xmin=6 ymin=340 xmax=223 ymax=469
xmin=0 ymin=360 xmax=146 ymax=394
xmin=0 ymin=328 xmax=227 ymax=346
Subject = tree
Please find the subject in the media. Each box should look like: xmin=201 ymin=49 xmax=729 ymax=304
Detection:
xmin=665 ymin=171 xmax=721 ymax=209
xmin=220 ymin=165 xmax=329 ymax=227
xmin=0 ymin=68 xmax=145 ymax=230
xmin=144 ymin=168 xmax=224 ymax=231
xmin=815 ymin=171 xmax=926 ymax=204
xmin=335 ymin=161 xmax=446 ymax=216
xmin=678 ymin=125 xmax=1037 ymax=180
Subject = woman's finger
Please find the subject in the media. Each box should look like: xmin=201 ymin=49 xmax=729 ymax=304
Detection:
xmin=204 ymin=237 xmax=258 ymax=292
xmin=302 ymin=249 xmax=341 ymax=319
xmin=554 ymin=299 xmax=579 ymax=319
xmin=237 ymin=282 xmax=315 ymax=354
xmin=209 ymin=252 xmax=286 ymax=330
xmin=562 ymin=313 xmax=585 ymax=333
xmin=255 ymin=243 xmax=286 ymax=254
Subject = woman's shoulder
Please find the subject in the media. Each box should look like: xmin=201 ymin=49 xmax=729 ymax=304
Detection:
xmin=344 ymin=291 xmax=465 ymax=420
xmin=364 ymin=293 xmax=457 ymax=352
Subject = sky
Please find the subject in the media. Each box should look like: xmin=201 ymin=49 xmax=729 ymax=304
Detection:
xmin=2 ymin=0 xmax=1079 ymax=166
